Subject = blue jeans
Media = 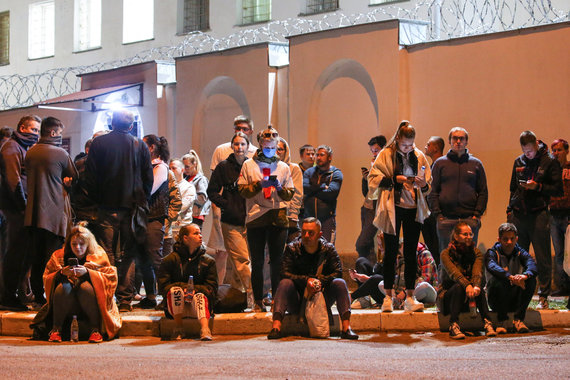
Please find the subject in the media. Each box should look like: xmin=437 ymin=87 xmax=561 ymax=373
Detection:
xmin=551 ymin=214 xmax=570 ymax=292
xmin=272 ymin=278 xmax=351 ymax=321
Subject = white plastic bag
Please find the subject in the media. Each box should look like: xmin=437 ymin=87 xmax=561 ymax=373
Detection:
xmin=305 ymin=292 xmax=329 ymax=338
xmin=563 ymin=224 xmax=570 ymax=276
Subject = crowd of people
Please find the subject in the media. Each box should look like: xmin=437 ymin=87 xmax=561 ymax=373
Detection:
xmin=0 ymin=111 xmax=567 ymax=342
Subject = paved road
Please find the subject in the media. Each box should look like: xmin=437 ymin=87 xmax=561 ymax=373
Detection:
xmin=1 ymin=329 xmax=569 ymax=379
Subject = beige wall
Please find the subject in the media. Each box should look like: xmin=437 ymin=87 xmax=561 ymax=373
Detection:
xmin=406 ymin=22 xmax=570 ymax=252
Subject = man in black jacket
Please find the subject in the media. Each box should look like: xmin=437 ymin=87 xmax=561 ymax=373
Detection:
xmin=157 ymin=224 xmax=217 ymax=340
xmin=84 ymin=110 xmax=153 ymax=311
xmin=507 ymin=131 xmax=563 ymax=310
xmin=267 ymin=217 xmax=358 ymax=340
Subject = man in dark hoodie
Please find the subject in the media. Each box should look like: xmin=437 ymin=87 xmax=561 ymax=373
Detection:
xmin=24 ymin=117 xmax=78 ymax=306
xmin=507 ymin=131 xmax=563 ymax=310
xmin=486 ymin=223 xmax=537 ymax=334
xmin=0 ymin=115 xmax=40 ymax=310
xmin=428 ymin=127 xmax=488 ymax=254
xmin=157 ymin=224 xmax=217 ymax=341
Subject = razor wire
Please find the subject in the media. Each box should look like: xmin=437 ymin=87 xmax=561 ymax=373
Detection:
xmin=0 ymin=0 xmax=567 ymax=110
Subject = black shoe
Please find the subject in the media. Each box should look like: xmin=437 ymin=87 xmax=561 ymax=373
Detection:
xmin=0 ymin=297 xmax=30 ymax=311
xmin=340 ymin=328 xmax=359 ymax=340
xmin=136 ymin=298 xmax=157 ymax=309
xmin=267 ymin=328 xmax=282 ymax=340
xmin=118 ymin=303 xmax=132 ymax=312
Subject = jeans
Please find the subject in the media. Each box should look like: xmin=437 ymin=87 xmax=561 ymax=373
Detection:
xmin=355 ymin=205 xmax=378 ymax=259
xmin=384 ymin=207 xmax=421 ymax=290
xmin=137 ymin=220 xmax=165 ymax=297
xmin=320 ymin=217 xmax=336 ymax=245
xmin=421 ymin=213 xmax=440 ymax=265
xmin=551 ymin=215 xmax=570 ymax=293
xmin=246 ymin=224 xmax=287 ymax=301
xmin=52 ymin=281 xmax=100 ymax=331
xmin=437 ymin=216 xmax=481 ymax=254
xmin=272 ymin=278 xmax=351 ymax=322
xmin=487 ymin=276 xmax=536 ymax=322
xmin=1 ymin=209 xmax=29 ymax=302
xmin=509 ymin=210 xmax=551 ymax=297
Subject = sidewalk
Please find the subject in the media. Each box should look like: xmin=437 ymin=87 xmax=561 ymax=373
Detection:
xmin=1 ymin=304 xmax=569 ymax=339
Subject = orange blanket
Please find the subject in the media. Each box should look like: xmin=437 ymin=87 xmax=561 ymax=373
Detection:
xmin=44 ymin=247 xmax=122 ymax=339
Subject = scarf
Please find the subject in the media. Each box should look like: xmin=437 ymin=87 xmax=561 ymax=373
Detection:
xmin=38 ymin=135 xmax=63 ymax=146
xmin=13 ymin=130 xmax=39 ymax=148
xmin=448 ymin=240 xmax=476 ymax=270
xmin=255 ymin=149 xmax=279 ymax=164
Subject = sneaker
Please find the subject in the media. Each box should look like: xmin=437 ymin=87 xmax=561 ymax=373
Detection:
xmin=484 ymin=318 xmax=497 ymax=337
xmin=267 ymin=328 xmax=282 ymax=340
xmin=200 ymin=326 xmax=213 ymax=341
xmin=381 ymin=297 xmax=393 ymax=313
xmin=262 ymin=293 xmax=273 ymax=307
xmin=133 ymin=293 xmax=143 ymax=301
xmin=495 ymin=321 xmax=507 ymax=335
xmin=449 ymin=322 xmax=465 ymax=340
xmin=48 ymin=330 xmax=62 ymax=343
xmin=88 ymin=330 xmax=104 ymax=343
xmin=351 ymin=296 xmax=371 ymax=309
xmin=118 ymin=303 xmax=132 ymax=312
xmin=171 ymin=327 xmax=184 ymax=341
xmin=252 ymin=300 xmax=264 ymax=313
xmin=404 ymin=297 xmax=424 ymax=312
xmin=536 ymin=297 xmax=549 ymax=310
xmin=136 ymin=297 xmax=157 ymax=309
xmin=513 ymin=319 xmax=529 ymax=333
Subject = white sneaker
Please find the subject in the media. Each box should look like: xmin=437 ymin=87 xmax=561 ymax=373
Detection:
xmin=200 ymin=326 xmax=213 ymax=341
xmin=381 ymin=296 xmax=393 ymax=313
xmin=404 ymin=296 xmax=424 ymax=312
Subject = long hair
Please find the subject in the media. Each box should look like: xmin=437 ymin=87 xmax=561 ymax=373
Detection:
xmin=144 ymin=134 xmax=170 ymax=162
xmin=182 ymin=150 xmax=203 ymax=175
xmin=63 ymin=223 xmax=100 ymax=260
xmin=386 ymin=120 xmax=416 ymax=150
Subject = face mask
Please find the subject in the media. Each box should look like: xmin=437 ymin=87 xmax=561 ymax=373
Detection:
xmin=262 ymin=148 xmax=276 ymax=158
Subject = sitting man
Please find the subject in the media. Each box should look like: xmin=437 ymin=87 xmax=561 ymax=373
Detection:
xmin=267 ymin=217 xmax=358 ymax=340
xmin=485 ymin=223 xmax=537 ymax=334
xmin=157 ymin=224 xmax=218 ymax=341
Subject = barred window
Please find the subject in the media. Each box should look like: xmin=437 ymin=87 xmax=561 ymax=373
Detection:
xmin=240 ymin=0 xmax=271 ymax=25
xmin=28 ymin=1 xmax=55 ymax=59
xmin=0 ymin=11 xmax=8 ymax=65
xmin=182 ymin=0 xmax=209 ymax=33
xmin=304 ymin=0 xmax=338 ymax=15
xmin=74 ymin=0 xmax=101 ymax=51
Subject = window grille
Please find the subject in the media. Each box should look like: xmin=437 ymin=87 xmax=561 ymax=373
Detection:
xmin=183 ymin=0 xmax=209 ymax=33
xmin=241 ymin=0 xmax=271 ymax=25
xmin=304 ymin=0 xmax=338 ymax=15
xmin=28 ymin=1 xmax=55 ymax=59
xmin=74 ymin=0 xmax=101 ymax=51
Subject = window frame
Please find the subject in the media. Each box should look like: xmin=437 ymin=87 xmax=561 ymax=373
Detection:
xmin=0 ymin=11 xmax=9 ymax=66
xmin=239 ymin=0 xmax=271 ymax=26
xmin=301 ymin=0 xmax=339 ymax=16
xmin=28 ymin=0 xmax=55 ymax=60
xmin=122 ymin=0 xmax=155 ymax=45
xmin=73 ymin=0 xmax=102 ymax=53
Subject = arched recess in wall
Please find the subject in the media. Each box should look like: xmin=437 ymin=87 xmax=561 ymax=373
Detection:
xmin=192 ymin=76 xmax=251 ymax=167
xmin=307 ymin=59 xmax=379 ymax=143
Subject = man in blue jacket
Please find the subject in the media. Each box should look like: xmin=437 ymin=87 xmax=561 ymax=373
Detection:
xmin=303 ymin=145 xmax=342 ymax=244
xmin=428 ymin=127 xmax=488 ymax=253
xmin=485 ymin=223 xmax=537 ymax=334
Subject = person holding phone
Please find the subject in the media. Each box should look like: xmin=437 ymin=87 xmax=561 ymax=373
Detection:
xmin=367 ymin=120 xmax=432 ymax=313
xmin=31 ymin=223 xmax=121 ymax=343
xmin=238 ymin=126 xmax=294 ymax=312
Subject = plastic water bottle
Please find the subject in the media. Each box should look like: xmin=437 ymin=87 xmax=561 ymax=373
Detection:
xmin=71 ymin=315 xmax=79 ymax=342
xmin=187 ymin=275 xmax=194 ymax=292
xmin=469 ymin=298 xmax=477 ymax=318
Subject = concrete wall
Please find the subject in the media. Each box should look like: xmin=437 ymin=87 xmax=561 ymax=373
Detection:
xmin=406 ymin=22 xmax=570 ymax=252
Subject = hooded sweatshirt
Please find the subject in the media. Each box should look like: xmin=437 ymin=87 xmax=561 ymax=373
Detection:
xmin=278 ymin=139 xmax=303 ymax=222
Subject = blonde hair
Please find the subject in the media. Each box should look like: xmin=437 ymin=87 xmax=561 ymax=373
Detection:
xmin=182 ymin=150 xmax=203 ymax=175
xmin=64 ymin=222 xmax=100 ymax=258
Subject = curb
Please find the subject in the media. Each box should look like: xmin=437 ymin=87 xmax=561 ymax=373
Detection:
xmin=1 ymin=308 xmax=569 ymax=338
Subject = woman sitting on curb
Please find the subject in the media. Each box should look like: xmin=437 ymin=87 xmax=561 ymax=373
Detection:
xmin=31 ymin=223 xmax=121 ymax=343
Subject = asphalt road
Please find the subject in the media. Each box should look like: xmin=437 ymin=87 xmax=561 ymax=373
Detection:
xmin=1 ymin=329 xmax=569 ymax=379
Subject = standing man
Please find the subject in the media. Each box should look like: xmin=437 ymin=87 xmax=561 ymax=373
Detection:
xmin=422 ymin=136 xmax=445 ymax=264
xmin=25 ymin=117 xmax=78 ymax=306
xmin=298 ymin=144 xmax=315 ymax=174
xmin=429 ymin=127 xmax=488 ymax=253
xmin=303 ymin=145 xmax=342 ymax=244
xmin=355 ymin=135 xmax=386 ymax=260
xmin=507 ymin=131 xmax=562 ymax=309
xmin=0 ymin=115 xmax=40 ymax=310
xmin=84 ymin=110 xmax=154 ymax=311
xmin=267 ymin=217 xmax=358 ymax=340
xmin=208 ymin=115 xmax=257 ymax=286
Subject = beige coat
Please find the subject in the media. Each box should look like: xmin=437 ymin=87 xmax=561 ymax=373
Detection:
xmin=367 ymin=146 xmax=432 ymax=235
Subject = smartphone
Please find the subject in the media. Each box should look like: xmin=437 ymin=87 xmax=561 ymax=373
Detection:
xmin=518 ymin=179 xmax=527 ymax=185
xmin=67 ymin=258 xmax=79 ymax=267
xmin=268 ymin=175 xmax=277 ymax=181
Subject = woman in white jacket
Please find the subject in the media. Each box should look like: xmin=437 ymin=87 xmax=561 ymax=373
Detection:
xmin=367 ymin=120 xmax=432 ymax=313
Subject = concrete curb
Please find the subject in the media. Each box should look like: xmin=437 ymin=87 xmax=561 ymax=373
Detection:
xmin=1 ymin=309 xmax=569 ymax=338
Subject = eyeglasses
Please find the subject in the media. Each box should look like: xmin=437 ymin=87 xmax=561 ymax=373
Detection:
xmin=262 ymin=131 xmax=278 ymax=138
xmin=234 ymin=126 xmax=251 ymax=132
